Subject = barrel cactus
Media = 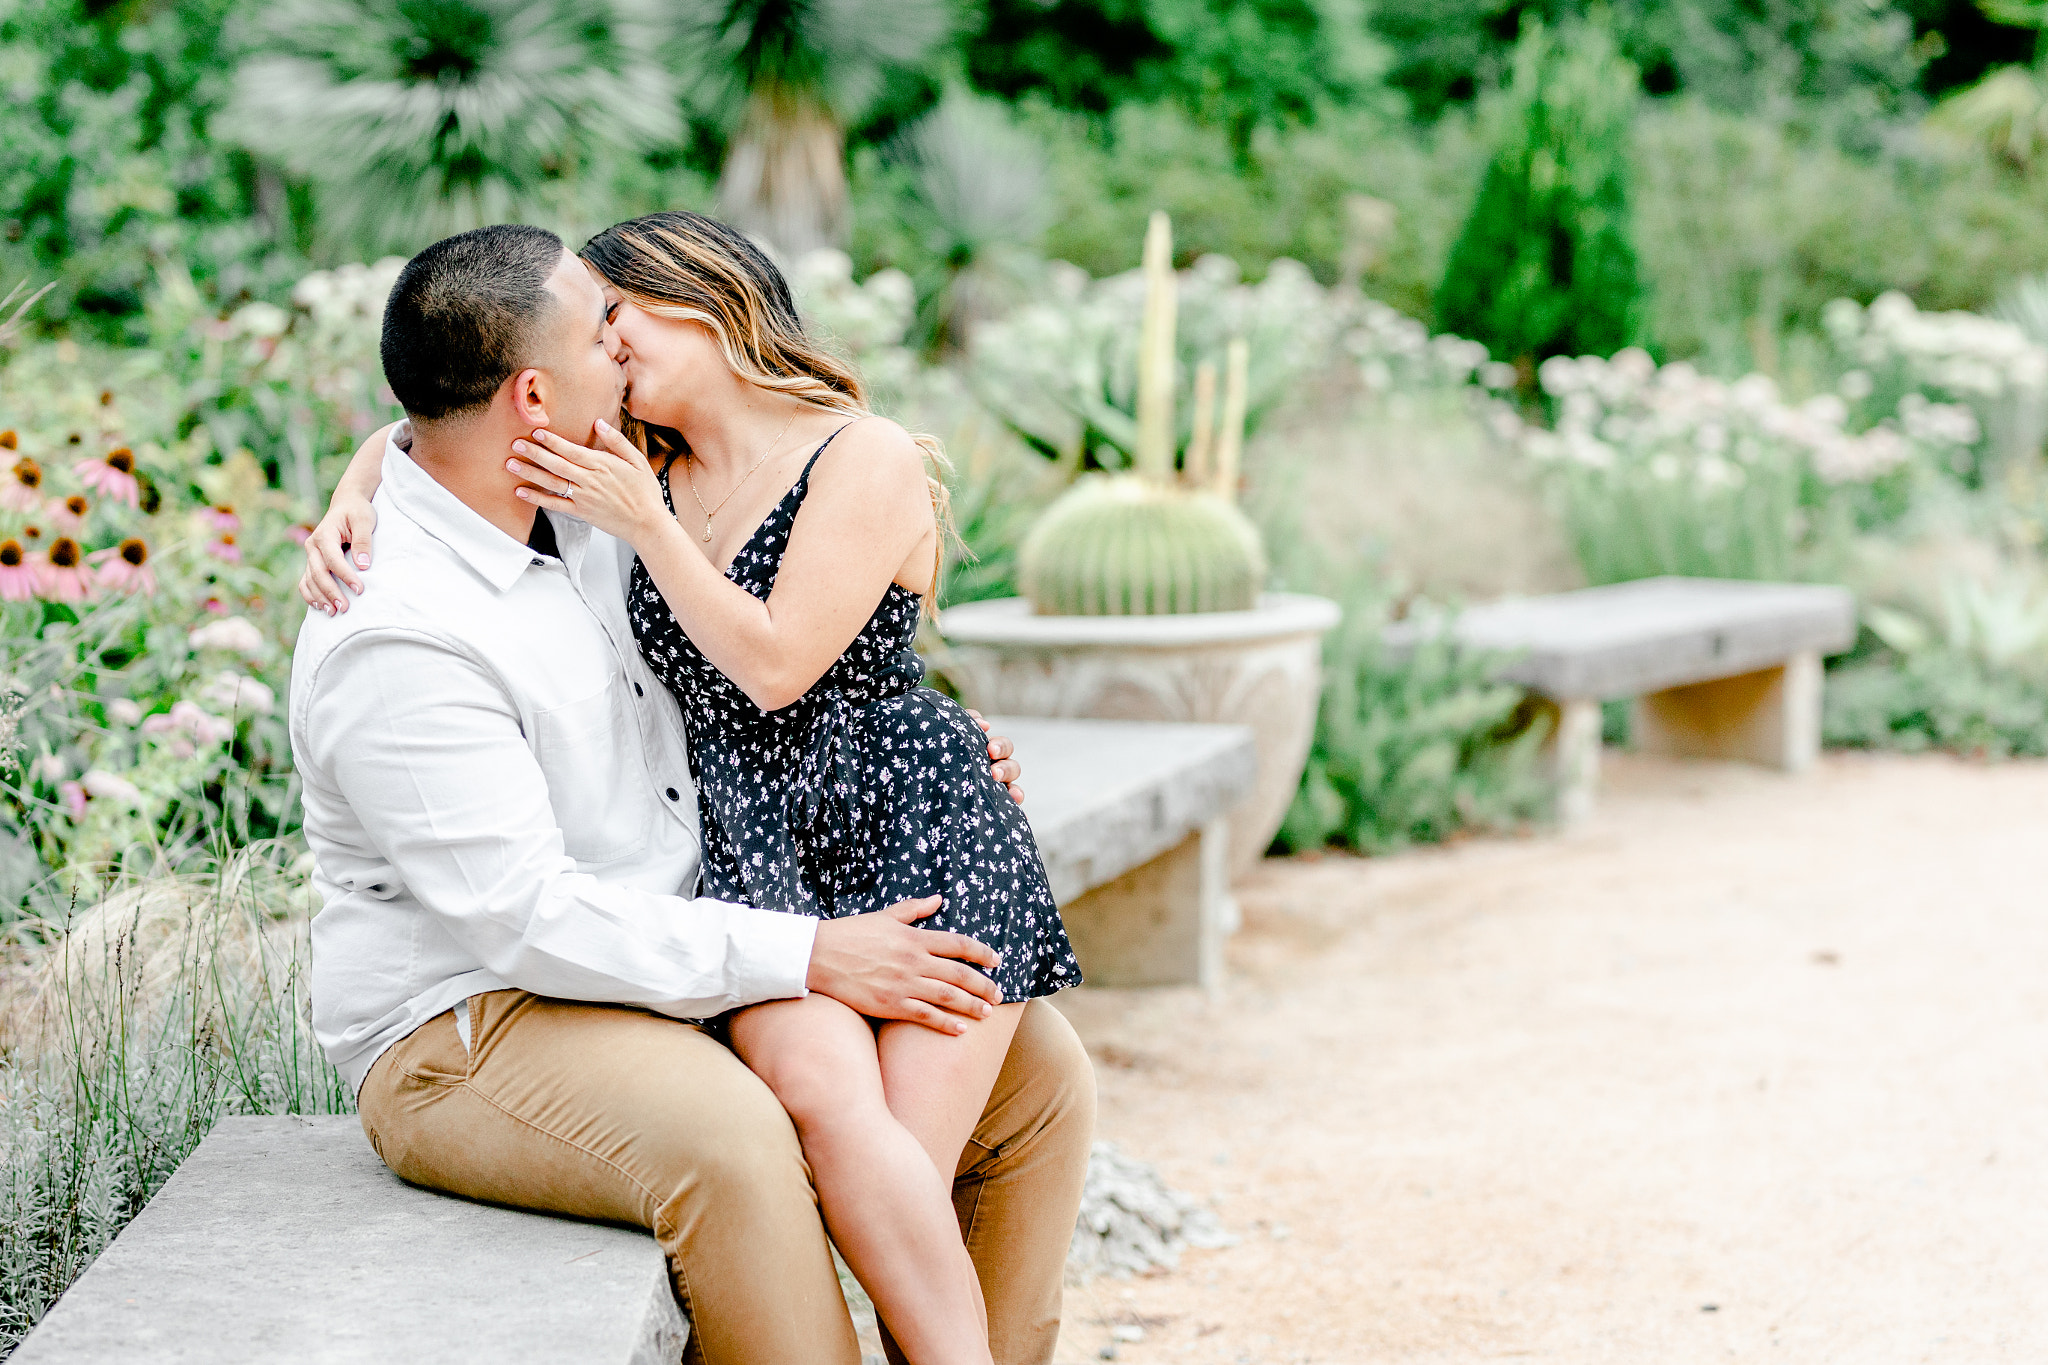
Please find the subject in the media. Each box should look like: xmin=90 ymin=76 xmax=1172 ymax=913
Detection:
xmin=1015 ymin=211 xmax=1270 ymax=617
xmin=1018 ymin=474 xmax=1266 ymax=615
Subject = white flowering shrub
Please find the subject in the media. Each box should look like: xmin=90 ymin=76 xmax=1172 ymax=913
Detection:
xmin=1822 ymin=291 xmax=2048 ymax=475
xmin=1345 ymin=297 xmax=1508 ymax=396
xmin=966 ymin=254 xmax=1349 ymax=465
xmin=1520 ymin=346 xmax=1989 ymax=584
xmin=784 ymin=249 xmax=923 ymax=412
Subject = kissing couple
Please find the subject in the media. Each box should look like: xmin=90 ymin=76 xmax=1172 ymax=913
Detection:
xmin=290 ymin=213 xmax=1089 ymax=1365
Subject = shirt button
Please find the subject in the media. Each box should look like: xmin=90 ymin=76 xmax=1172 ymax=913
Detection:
xmin=665 ymin=787 xmax=680 ymax=801
xmin=634 ymin=683 xmax=644 ymax=697
xmin=530 ymin=557 xmax=544 ymax=567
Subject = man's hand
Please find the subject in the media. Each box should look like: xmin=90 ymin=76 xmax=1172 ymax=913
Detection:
xmin=966 ymin=709 xmax=1024 ymax=804
xmin=806 ymin=897 xmax=1003 ymax=1035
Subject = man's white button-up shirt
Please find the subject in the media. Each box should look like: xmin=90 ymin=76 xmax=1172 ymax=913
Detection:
xmin=291 ymin=438 xmax=816 ymax=1095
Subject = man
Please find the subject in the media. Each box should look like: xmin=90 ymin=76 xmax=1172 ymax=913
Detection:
xmin=289 ymin=224 xmax=1093 ymax=1365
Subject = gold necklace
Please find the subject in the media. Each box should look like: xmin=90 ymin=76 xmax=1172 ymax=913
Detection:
xmin=684 ymin=407 xmax=799 ymax=544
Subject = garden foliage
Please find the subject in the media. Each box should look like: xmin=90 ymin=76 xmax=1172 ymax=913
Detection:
xmin=1278 ymin=602 xmax=1551 ymax=856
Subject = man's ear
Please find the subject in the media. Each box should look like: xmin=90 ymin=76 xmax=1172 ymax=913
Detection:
xmin=507 ymin=367 xmax=549 ymax=428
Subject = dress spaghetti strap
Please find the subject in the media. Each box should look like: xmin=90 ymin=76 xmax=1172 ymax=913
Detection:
xmin=798 ymin=421 xmax=861 ymax=484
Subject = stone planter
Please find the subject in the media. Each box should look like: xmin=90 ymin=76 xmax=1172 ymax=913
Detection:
xmin=935 ymin=593 xmax=1342 ymax=875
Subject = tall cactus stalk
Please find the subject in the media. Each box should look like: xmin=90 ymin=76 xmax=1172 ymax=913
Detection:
xmin=1214 ymin=337 xmax=1249 ymax=501
xmin=1185 ymin=360 xmax=1218 ymax=485
xmin=1134 ymin=211 xmax=1177 ymax=484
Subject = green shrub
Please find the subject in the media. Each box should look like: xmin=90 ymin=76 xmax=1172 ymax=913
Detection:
xmin=1823 ymin=574 xmax=2048 ymax=757
xmin=1824 ymin=651 xmax=2048 ymax=756
xmin=0 ymin=0 xmax=306 ymax=342
xmin=1435 ymin=19 xmax=1645 ymax=371
xmin=1276 ymin=602 xmax=1552 ymax=855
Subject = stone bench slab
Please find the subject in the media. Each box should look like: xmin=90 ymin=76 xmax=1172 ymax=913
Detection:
xmin=10 ymin=1116 xmax=685 ymax=1365
xmin=1384 ymin=576 xmax=1856 ymax=700
xmin=1384 ymin=577 xmax=1858 ymax=823
xmin=1004 ymin=716 xmax=1257 ymax=905
xmin=1003 ymin=716 xmax=1257 ymax=989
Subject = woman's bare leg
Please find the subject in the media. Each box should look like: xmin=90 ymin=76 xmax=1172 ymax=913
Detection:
xmin=729 ymin=995 xmax=993 ymax=1365
xmin=877 ymin=1002 xmax=1029 ymax=1179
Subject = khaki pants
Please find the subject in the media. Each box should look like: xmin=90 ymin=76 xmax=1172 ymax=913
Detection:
xmin=357 ymin=990 xmax=1095 ymax=1365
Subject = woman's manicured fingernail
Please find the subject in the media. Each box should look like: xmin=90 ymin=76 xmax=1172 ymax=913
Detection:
xmin=596 ymin=418 xmax=612 ymax=433
xmin=356 ymin=555 xmax=369 ymax=568
xmin=515 ymin=488 xmax=530 ymax=499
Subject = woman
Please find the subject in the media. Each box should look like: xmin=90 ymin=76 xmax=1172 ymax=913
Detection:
xmin=301 ymin=211 xmax=1079 ymax=1365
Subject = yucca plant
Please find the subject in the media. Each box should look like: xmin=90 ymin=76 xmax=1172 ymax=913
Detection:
xmin=674 ymin=0 xmax=956 ymax=258
xmin=1017 ymin=213 xmax=1268 ymax=616
xmin=223 ymin=0 xmax=680 ymax=255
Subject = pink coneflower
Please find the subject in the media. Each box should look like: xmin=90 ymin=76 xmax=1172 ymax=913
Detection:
xmin=58 ymin=780 xmax=88 ymax=819
xmin=38 ymin=538 xmax=93 ymax=601
xmin=47 ymin=494 xmax=89 ymax=532
xmin=0 ymin=430 xmax=14 ymax=450
xmin=75 ymin=446 xmax=140 ymax=507
xmin=202 ymin=504 xmax=241 ymax=532
xmin=287 ymin=523 xmax=314 ymax=546
xmin=0 ymin=539 xmax=36 ymax=601
xmin=205 ymin=533 xmax=241 ymax=564
xmin=2 ymin=457 xmax=42 ymax=514
xmin=90 ymin=537 xmax=156 ymax=594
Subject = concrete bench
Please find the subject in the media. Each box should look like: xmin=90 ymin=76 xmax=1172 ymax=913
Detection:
xmin=1385 ymin=577 xmax=1857 ymax=821
xmin=1006 ymin=716 xmax=1258 ymax=991
xmin=9 ymin=1115 xmax=685 ymax=1365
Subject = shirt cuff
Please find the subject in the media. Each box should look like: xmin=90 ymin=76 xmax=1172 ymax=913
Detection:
xmin=727 ymin=902 xmax=816 ymax=1004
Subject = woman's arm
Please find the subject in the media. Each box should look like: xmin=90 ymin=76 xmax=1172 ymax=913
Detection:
xmin=299 ymin=420 xmax=401 ymax=613
xmin=513 ymin=417 xmax=936 ymax=712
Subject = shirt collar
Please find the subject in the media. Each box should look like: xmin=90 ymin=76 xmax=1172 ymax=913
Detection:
xmin=381 ymin=435 xmax=542 ymax=594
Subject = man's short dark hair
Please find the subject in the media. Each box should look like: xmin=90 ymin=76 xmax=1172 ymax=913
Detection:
xmin=381 ymin=225 xmax=566 ymax=422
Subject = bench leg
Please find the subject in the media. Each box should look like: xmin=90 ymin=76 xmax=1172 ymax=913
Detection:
xmin=1057 ymin=818 xmax=1230 ymax=990
xmin=1631 ymin=650 xmax=1822 ymax=772
xmin=1535 ymin=697 xmax=1602 ymax=825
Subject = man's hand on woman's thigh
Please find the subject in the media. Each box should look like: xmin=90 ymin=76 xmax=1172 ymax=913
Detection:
xmin=807 ymin=897 xmax=1004 ymax=1035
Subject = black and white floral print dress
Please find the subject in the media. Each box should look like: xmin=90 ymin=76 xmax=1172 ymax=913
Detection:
xmin=627 ymin=428 xmax=1080 ymax=1004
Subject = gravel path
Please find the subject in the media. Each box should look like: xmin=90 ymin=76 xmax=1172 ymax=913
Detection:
xmin=1050 ymin=751 xmax=2048 ymax=1364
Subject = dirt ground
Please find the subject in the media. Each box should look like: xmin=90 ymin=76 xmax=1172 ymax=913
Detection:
xmin=1048 ymin=750 xmax=2048 ymax=1365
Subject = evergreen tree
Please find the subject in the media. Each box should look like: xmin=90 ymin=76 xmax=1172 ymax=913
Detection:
xmin=1435 ymin=19 xmax=1644 ymax=369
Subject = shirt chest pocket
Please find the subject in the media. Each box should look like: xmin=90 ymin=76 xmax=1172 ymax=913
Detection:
xmin=529 ymin=681 xmax=648 ymax=865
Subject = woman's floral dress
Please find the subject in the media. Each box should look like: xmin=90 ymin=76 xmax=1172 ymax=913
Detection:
xmin=627 ymin=428 xmax=1080 ymax=1003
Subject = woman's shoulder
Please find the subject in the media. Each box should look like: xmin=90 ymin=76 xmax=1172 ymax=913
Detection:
xmin=809 ymin=415 xmax=928 ymax=494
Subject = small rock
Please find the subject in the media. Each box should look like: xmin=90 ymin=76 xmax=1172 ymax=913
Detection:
xmin=1112 ymin=1324 xmax=1147 ymax=1342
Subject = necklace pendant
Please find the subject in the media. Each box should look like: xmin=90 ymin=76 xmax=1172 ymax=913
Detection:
xmin=702 ymin=524 xmax=714 ymax=543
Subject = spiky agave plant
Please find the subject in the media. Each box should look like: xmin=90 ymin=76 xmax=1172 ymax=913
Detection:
xmin=224 ymin=0 xmax=680 ymax=255
xmin=1017 ymin=213 xmax=1267 ymax=616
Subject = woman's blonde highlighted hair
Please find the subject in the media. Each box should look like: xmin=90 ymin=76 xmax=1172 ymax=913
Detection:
xmin=580 ymin=211 xmax=951 ymax=607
